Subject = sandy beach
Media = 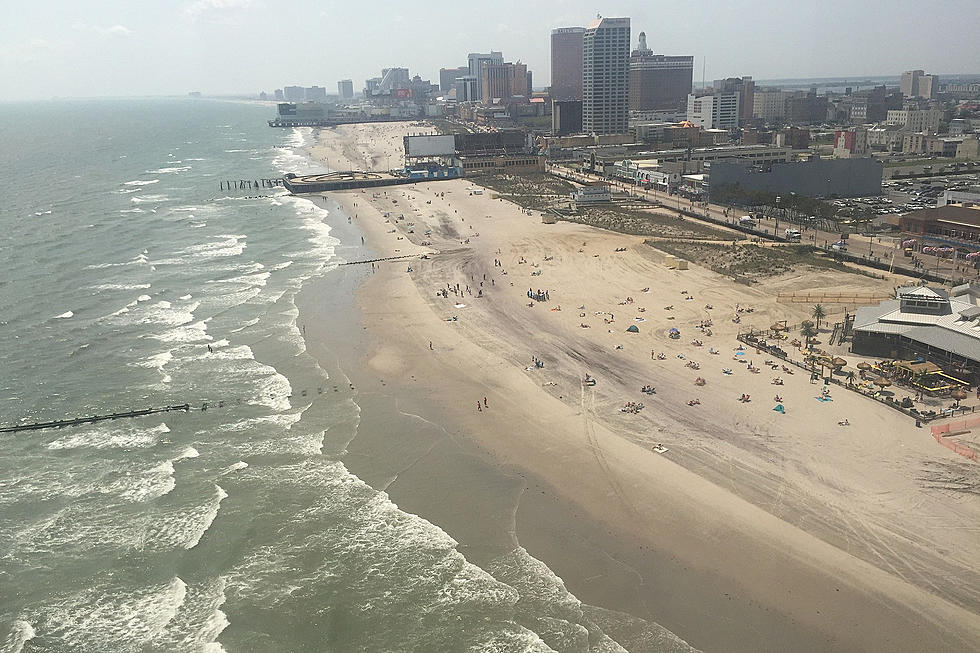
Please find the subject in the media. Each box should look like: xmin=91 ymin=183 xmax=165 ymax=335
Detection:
xmin=299 ymin=121 xmax=980 ymax=652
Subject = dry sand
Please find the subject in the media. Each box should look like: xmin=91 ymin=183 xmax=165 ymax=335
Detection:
xmin=302 ymin=122 xmax=980 ymax=652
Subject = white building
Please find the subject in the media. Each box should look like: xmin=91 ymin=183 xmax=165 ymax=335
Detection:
xmin=867 ymin=124 xmax=907 ymax=151
xmin=582 ymin=17 xmax=631 ymax=135
xmin=571 ymin=185 xmax=612 ymax=204
xmin=467 ymin=51 xmax=504 ymax=101
xmin=886 ymin=109 xmax=943 ymax=133
xmin=940 ymin=190 xmax=980 ymax=207
xmin=611 ymin=159 xmax=681 ymax=189
xmin=687 ymin=93 xmax=739 ymax=130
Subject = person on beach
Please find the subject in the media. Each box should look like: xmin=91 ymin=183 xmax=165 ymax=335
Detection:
xmin=477 ymin=401 xmax=482 ymax=412
xmin=483 ymin=397 xmax=488 ymax=408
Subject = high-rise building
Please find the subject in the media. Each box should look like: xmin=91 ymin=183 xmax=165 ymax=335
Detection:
xmin=713 ymin=77 xmax=754 ymax=123
xmin=900 ymin=70 xmax=923 ymax=98
xmin=378 ymin=68 xmax=410 ymax=93
xmin=455 ymin=76 xmax=479 ymax=102
xmin=439 ymin=66 xmax=468 ymax=92
xmin=628 ymin=31 xmax=694 ymax=112
xmin=582 ymin=16 xmax=630 ymax=135
xmin=551 ymin=27 xmax=585 ymax=100
xmin=337 ymin=79 xmax=354 ymax=99
xmin=752 ymin=89 xmax=790 ymax=121
xmin=552 ymin=100 xmax=583 ymax=135
xmin=900 ymin=70 xmax=938 ymax=99
xmin=306 ymin=86 xmax=327 ymax=102
xmin=918 ymin=74 xmax=937 ymax=100
xmin=274 ymin=88 xmax=284 ymax=101
xmin=284 ymin=86 xmax=305 ymax=102
xmin=467 ymin=51 xmax=504 ymax=100
xmin=480 ymin=61 xmax=528 ymax=101
xmin=687 ymin=92 xmax=740 ymax=130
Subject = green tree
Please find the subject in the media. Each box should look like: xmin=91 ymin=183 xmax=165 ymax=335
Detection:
xmin=811 ymin=304 xmax=826 ymax=332
xmin=800 ymin=320 xmax=817 ymax=347
xmin=913 ymin=369 xmax=930 ymax=393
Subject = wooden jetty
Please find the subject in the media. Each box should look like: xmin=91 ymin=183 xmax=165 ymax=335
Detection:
xmin=1 ymin=404 xmax=192 ymax=434
xmin=220 ymin=178 xmax=285 ymax=192
xmin=339 ymin=254 xmax=428 ymax=267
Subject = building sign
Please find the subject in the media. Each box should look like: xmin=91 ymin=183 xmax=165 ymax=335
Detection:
xmin=403 ymin=134 xmax=456 ymax=157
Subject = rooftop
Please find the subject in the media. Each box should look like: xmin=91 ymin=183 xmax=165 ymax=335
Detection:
xmin=902 ymin=205 xmax=980 ymax=228
xmin=853 ymin=288 xmax=980 ymax=362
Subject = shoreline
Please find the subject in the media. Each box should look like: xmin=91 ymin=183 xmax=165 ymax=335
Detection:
xmin=295 ymin=123 xmax=980 ymax=652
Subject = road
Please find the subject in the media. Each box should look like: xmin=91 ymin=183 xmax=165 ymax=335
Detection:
xmin=550 ymin=164 xmax=980 ymax=285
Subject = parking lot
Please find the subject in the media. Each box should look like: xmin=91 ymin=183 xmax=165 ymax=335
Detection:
xmin=829 ymin=170 xmax=980 ymax=220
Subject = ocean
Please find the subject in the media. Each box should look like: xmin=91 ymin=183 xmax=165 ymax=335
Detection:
xmin=0 ymin=99 xmax=695 ymax=653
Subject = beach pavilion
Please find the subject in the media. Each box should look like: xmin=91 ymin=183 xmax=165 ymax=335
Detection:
xmin=851 ymin=284 xmax=980 ymax=382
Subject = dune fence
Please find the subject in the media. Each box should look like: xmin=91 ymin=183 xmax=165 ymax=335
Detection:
xmin=930 ymin=416 xmax=980 ymax=462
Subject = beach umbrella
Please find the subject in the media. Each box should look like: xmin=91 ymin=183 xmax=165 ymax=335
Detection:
xmin=952 ymin=388 xmax=968 ymax=401
xmin=833 ymin=357 xmax=847 ymax=368
xmin=626 ymin=324 xmax=639 ymax=333
xmin=874 ymin=378 xmax=891 ymax=388
xmin=857 ymin=362 xmax=872 ymax=371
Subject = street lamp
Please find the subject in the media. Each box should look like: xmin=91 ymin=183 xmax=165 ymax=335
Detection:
xmin=775 ymin=196 xmax=780 ymax=237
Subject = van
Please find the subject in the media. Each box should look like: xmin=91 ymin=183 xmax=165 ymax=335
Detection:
xmin=738 ymin=216 xmax=757 ymax=227
xmin=784 ymin=228 xmax=802 ymax=242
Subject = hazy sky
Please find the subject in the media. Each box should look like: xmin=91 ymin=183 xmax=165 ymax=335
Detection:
xmin=2 ymin=0 xmax=979 ymax=100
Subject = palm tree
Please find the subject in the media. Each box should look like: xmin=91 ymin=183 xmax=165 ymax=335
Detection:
xmin=913 ymin=369 xmax=930 ymax=394
xmin=811 ymin=304 xmax=826 ymax=333
xmin=800 ymin=321 xmax=817 ymax=348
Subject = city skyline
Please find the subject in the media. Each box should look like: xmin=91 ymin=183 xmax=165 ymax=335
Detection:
xmin=1 ymin=0 xmax=979 ymax=101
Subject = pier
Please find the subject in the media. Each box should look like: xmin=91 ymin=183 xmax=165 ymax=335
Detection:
xmin=283 ymin=170 xmax=458 ymax=194
xmin=267 ymin=116 xmax=413 ymax=128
